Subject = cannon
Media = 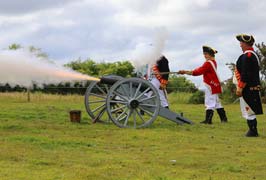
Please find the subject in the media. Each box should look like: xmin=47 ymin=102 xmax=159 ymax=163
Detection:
xmin=84 ymin=75 xmax=193 ymax=128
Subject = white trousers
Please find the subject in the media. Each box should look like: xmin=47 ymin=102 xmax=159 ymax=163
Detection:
xmin=239 ymin=97 xmax=256 ymax=120
xmin=204 ymin=86 xmax=223 ymax=110
xmin=150 ymin=78 xmax=169 ymax=107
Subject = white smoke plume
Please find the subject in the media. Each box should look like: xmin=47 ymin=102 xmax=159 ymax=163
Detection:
xmin=0 ymin=50 xmax=99 ymax=88
xmin=131 ymin=27 xmax=168 ymax=71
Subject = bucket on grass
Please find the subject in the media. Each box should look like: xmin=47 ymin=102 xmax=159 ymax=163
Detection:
xmin=69 ymin=110 xmax=81 ymax=123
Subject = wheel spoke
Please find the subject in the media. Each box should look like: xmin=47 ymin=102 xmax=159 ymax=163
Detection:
xmin=118 ymin=112 xmax=129 ymax=122
xmin=133 ymin=110 xmax=137 ymax=128
xmin=103 ymin=84 xmax=109 ymax=93
xmin=124 ymin=109 xmax=132 ymax=126
xmin=89 ymin=100 xmax=106 ymax=104
xmin=92 ymin=103 xmax=106 ymax=113
xmin=115 ymin=108 xmax=128 ymax=121
xmin=95 ymin=84 xmax=107 ymax=95
xmin=112 ymin=91 xmax=129 ymax=101
xmin=139 ymin=104 xmax=157 ymax=107
xmin=97 ymin=109 xmax=106 ymax=120
xmin=129 ymin=82 xmax=133 ymax=98
xmin=93 ymin=107 xmax=106 ymax=122
xmin=136 ymin=87 xmax=151 ymax=100
xmin=133 ymin=83 xmax=142 ymax=99
xmin=136 ymin=109 xmax=145 ymax=123
xmin=90 ymin=93 xmax=106 ymax=99
xmin=138 ymin=106 xmax=154 ymax=116
xmin=120 ymin=83 xmax=130 ymax=98
xmin=111 ymin=105 xmax=127 ymax=113
xmin=109 ymin=100 xmax=128 ymax=105
xmin=138 ymin=95 xmax=156 ymax=102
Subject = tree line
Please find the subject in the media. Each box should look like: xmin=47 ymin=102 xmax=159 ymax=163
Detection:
xmin=0 ymin=43 xmax=197 ymax=95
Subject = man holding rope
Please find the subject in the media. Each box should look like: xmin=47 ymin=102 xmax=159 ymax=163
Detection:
xmin=150 ymin=55 xmax=170 ymax=109
xmin=178 ymin=46 xmax=228 ymax=124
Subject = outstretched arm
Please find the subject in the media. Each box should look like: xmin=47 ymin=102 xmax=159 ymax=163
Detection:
xmin=178 ymin=70 xmax=193 ymax=75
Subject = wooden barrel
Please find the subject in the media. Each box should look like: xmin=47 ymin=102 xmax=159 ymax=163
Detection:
xmin=69 ymin=110 xmax=81 ymax=123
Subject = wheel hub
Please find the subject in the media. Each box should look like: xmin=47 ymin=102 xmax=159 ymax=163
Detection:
xmin=129 ymin=99 xmax=139 ymax=109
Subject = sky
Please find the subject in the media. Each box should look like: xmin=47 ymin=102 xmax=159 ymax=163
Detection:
xmin=0 ymin=0 xmax=266 ymax=87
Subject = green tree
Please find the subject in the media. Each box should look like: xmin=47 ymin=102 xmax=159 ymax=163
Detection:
xmin=28 ymin=45 xmax=49 ymax=59
xmin=66 ymin=59 xmax=134 ymax=77
xmin=65 ymin=58 xmax=99 ymax=76
xmin=96 ymin=62 xmax=112 ymax=76
xmin=220 ymin=63 xmax=238 ymax=103
xmin=102 ymin=61 xmax=134 ymax=77
xmin=8 ymin=43 xmax=22 ymax=50
xmin=8 ymin=44 xmax=49 ymax=60
xmin=256 ymin=42 xmax=266 ymax=80
xmin=256 ymin=42 xmax=266 ymax=100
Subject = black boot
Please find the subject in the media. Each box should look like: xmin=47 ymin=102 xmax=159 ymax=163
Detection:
xmin=200 ymin=110 xmax=214 ymax=124
xmin=217 ymin=108 xmax=228 ymax=123
xmin=246 ymin=119 xmax=259 ymax=137
xmin=140 ymin=109 xmax=145 ymax=115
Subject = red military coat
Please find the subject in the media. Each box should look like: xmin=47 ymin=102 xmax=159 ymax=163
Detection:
xmin=192 ymin=60 xmax=222 ymax=94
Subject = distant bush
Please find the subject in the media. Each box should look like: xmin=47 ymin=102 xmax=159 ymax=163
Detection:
xmin=167 ymin=75 xmax=198 ymax=93
xmin=188 ymin=90 xmax=204 ymax=104
xmin=220 ymin=79 xmax=238 ymax=103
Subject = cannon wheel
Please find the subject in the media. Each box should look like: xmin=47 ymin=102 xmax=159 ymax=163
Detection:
xmin=106 ymin=78 xmax=160 ymax=128
xmin=84 ymin=81 xmax=110 ymax=123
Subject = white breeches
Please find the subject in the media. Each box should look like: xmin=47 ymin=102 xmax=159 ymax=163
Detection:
xmin=150 ymin=78 xmax=169 ymax=107
xmin=233 ymin=73 xmax=256 ymax=120
xmin=204 ymin=86 xmax=223 ymax=110
xmin=239 ymin=97 xmax=256 ymax=120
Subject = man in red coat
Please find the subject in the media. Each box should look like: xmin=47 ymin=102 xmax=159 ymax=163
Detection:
xmin=178 ymin=46 xmax=228 ymax=124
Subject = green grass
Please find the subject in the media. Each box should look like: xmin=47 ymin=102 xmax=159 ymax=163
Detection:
xmin=0 ymin=92 xmax=266 ymax=180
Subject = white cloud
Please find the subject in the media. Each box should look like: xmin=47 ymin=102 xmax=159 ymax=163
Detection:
xmin=0 ymin=0 xmax=78 ymax=15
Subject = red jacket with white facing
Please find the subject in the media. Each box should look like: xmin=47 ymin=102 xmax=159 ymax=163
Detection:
xmin=192 ymin=60 xmax=222 ymax=94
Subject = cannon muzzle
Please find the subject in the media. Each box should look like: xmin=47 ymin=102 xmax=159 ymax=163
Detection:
xmin=99 ymin=75 xmax=123 ymax=85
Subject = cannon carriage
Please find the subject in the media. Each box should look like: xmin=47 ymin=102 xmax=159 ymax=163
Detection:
xmin=84 ymin=75 xmax=193 ymax=128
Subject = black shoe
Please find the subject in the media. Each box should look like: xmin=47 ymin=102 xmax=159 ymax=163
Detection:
xmin=245 ymin=120 xmax=259 ymax=137
xmin=200 ymin=120 xmax=209 ymax=124
xmin=217 ymin=108 xmax=228 ymax=123
xmin=200 ymin=110 xmax=213 ymax=124
xmin=245 ymin=130 xmax=258 ymax=137
xmin=140 ymin=110 xmax=145 ymax=115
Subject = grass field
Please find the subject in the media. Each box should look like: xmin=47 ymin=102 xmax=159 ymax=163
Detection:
xmin=0 ymin=92 xmax=266 ymax=180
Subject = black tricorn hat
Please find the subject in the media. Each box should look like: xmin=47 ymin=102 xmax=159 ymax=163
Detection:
xmin=202 ymin=45 xmax=218 ymax=56
xmin=236 ymin=34 xmax=255 ymax=45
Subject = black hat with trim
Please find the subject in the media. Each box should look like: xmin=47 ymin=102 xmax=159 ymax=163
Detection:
xmin=202 ymin=45 xmax=218 ymax=57
xmin=236 ymin=34 xmax=255 ymax=46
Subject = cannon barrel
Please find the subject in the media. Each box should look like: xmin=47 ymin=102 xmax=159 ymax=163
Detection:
xmin=99 ymin=76 xmax=120 ymax=85
xmin=99 ymin=73 xmax=178 ymax=85
xmin=99 ymin=75 xmax=150 ymax=92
